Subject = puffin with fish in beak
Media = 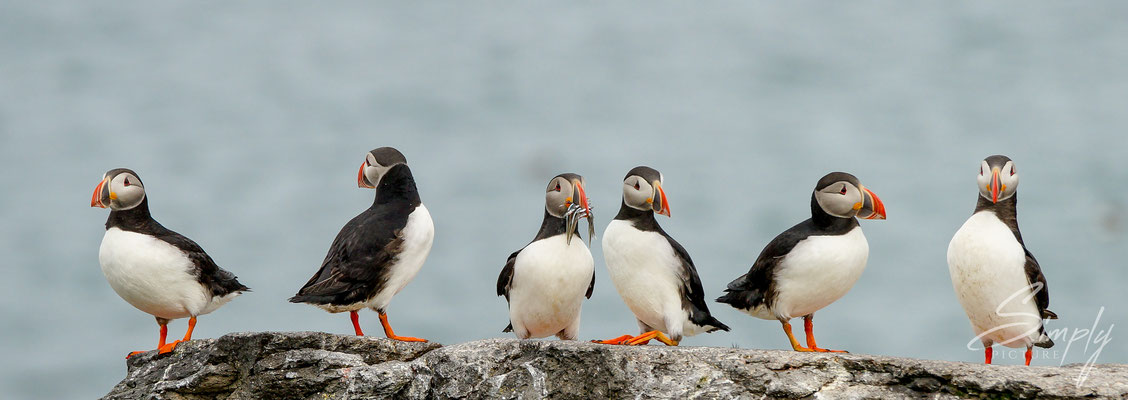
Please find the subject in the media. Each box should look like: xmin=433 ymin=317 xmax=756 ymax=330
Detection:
xmin=497 ymin=173 xmax=595 ymax=340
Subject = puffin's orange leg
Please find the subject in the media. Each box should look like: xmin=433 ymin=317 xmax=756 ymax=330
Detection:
xmin=1024 ymin=347 xmax=1032 ymax=366
xmin=157 ymin=317 xmax=196 ymax=354
xmin=127 ymin=321 xmax=170 ymax=358
xmin=592 ymin=334 xmax=635 ymax=345
xmin=985 ymin=346 xmax=993 ymax=364
xmin=379 ymin=312 xmax=426 ymax=342
xmin=350 ymin=310 xmax=365 ymax=336
xmin=782 ymin=321 xmax=816 ymax=352
xmin=626 ymin=330 xmax=678 ymax=346
xmin=803 ymin=315 xmax=847 ymax=353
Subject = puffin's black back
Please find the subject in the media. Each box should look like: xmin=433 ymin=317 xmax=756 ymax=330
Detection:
xmin=106 ymin=197 xmax=250 ymax=298
xmin=290 ymin=164 xmax=420 ymax=308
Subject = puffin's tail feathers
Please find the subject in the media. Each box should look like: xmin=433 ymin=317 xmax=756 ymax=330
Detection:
xmin=699 ymin=315 xmax=731 ymax=333
xmin=715 ymin=274 xmax=763 ymax=311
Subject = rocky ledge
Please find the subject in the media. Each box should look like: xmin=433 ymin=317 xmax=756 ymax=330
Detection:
xmin=102 ymin=331 xmax=1127 ymax=399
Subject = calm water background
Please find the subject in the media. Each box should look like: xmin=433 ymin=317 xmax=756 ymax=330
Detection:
xmin=2 ymin=2 xmax=1127 ymax=398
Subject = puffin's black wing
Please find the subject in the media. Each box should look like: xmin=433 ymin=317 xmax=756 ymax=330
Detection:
xmin=1023 ymin=249 xmax=1057 ymax=320
xmin=663 ymin=234 xmax=728 ymax=331
xmin=497 ymin=250 xmax=519 ymax=301
xmin=585 ymin=271 xmax=595 ymax=299
xmin=289 ymin=206 xmax=408 ymax=306
xmin=496 ymin=249 xmax=522 ymax=333
xmin=716 ymin=219 xmax=814 ymax=312
xmin=151 ymin=223 xmax=250 ymax=296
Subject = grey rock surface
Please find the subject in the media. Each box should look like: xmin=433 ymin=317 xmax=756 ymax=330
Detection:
xmin=102 ymin=331 xmax=1128 ymax=399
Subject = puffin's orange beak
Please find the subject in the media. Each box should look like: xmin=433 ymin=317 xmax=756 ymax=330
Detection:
xmin=858 ymin=186 xmax=886 ymax=220
xmin=990 ymin=168 xmax=1001 ymax=204
xmin=358 ymin=162 xmax=375 ymax=188
xmin=652 ymin=181 xmax=670 ymax=217
xmin=91 ymin=178 xmax=108 ymax=208
xmin=573 ymin=180 xmax=589 ymax=211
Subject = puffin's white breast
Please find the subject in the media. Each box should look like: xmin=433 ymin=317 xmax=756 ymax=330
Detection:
xmin=768 ymin=226 xmax=869 ymax=320
xmin=508 ymin=234 xmax=594 ymax=339
xmin=948 ymin=211 xmax=1044 ymax=348
xmin=99 ymin=227 xmax=211 ymax=319
xmin=602 ymin=220 xmax=696 ymax=337
xmin=366 ymin=204 xmax=434 ymax=312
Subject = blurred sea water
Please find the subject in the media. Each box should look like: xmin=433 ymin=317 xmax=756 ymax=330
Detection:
xmin=2 ymin=2 xmax=1127 ymax=398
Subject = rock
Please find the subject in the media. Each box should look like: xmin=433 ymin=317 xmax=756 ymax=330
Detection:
xmin=102 ymin=331 xmax=1128 ymax=399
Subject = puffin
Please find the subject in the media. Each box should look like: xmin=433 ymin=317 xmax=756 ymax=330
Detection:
xmin=497 ymin=173 xmax=595 ymax=340
xmin=289 ymin=147 xmax=433 ymax=342
xmin=947 ymin=155 xmax=1057 ymax=365
xmin=594 ymin=166 xmax=729 ymax=346
xmin=717 ymin=172 xmax=885 ymax=352
xmin=91 ymin=168 xmax=249 ymax=357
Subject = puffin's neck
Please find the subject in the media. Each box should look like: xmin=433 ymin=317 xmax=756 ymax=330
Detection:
xmin=372 ymin=166 xmax=421 ymax=208
xmin=613 ymin=201 xmax=662 ymax=232
xmin=809 ymin=193 xmax=858 ymax=232
xmin=105 ymin=198 xmax=155 ymax=231
xmin=975 ymin=193 xmax=1023 ymax=244
xmin=534 ymin=209 xmax=576 ymax=241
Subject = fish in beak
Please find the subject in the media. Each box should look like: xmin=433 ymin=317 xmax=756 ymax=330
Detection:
xmin=650 ymin=180 xmax=670 ymax=217
xmin=856 ymin=186 xmax=886 ymax=220
xmin=358 ymin=162 xmax=375 ymax=188
xmin=564 ymin=179 xmax=595 ymax=245
xmin=91 ymin=177 xmax=110 ymax=208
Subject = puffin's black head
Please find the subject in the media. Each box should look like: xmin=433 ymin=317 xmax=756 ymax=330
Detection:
xmin=91 ymin=168 xmax=146 ymax=210
xmin=544 ymin=173 xmax=589 ymax=219
xmin=812 ymin=172 xmax=886 ymax=220
xmin=358 ymin=147 xmax=408 ymax=189
xmin=977 ymin=155 xmax=1018 ymax=204
xmin=620 ymin=166 xmax=670 ymax=217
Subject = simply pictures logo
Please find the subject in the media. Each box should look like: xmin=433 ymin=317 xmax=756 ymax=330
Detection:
xmin=964 ymin=283 xmax=1113 ymax=387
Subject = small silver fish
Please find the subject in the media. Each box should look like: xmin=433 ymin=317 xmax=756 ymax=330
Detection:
xmin=564 ymin=203 xmax=595 ymax=246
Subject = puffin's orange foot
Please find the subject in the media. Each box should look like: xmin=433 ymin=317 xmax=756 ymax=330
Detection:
xmin=387 ymin=335 xmax=427 ymax=343
xmin=809 ymin=347 xmax=848 ymax=353
xmin=592 ymin=335 xmax=635 ymax=345
xmin=126 ymin=350 xmax=147 ymax=359
xmin=627 ymin=330 xmax=678 ymax=346
xmin=157 ymin=339 xmax=186 ymax=354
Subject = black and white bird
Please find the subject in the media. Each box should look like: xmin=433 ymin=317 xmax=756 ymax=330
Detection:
xmin=497 ymin=173 xmax=595 ymax=340
xmin=717 ymin=172 xmax=885 ymax=352
xmin=290 ymin=147 xmax=433 ymax=342
xmin=947 ymin=155 xmax=1057 ymax=365
xmin=92 ymin=168 xmax=249 ymax=357
xmin=595 ymin=166 xmax=729 ymax=346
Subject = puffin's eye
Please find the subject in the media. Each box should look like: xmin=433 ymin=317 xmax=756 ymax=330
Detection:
xmin=839 ymin=185 xmax=847 ymax=195
xmin=123 ymin=178 xmax=131 ymax=187
xmin=980 ymin=166 xmax=984 ymax=176
xmin=1010 ymin=167 xmax=1016 ymax=176
xmin=634 ymin=182 xmax=640 ymax=190
xmin=554 ymin=183 xmax=561 ymax=192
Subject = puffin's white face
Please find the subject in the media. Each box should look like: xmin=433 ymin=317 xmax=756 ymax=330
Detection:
xmin=358 ymin=147 xmax=407 ymax=189
xmin=91 ymin=170 xmax=145 ymax=210
xmin=622 ymin=173 xmax=670 ymax=216
xmin=814 ymin=180 xmax=866 ymax=218
xmin=977 ymin=158 xmax=1018 ymax=203
xmin=545 ymin=175 xmax=588 ymax=218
